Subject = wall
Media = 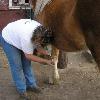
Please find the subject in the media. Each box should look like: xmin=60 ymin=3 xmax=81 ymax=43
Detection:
xmin=0 ymin=0 xmax=26 ymax=31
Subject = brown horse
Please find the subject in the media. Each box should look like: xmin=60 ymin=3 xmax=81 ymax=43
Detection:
xmin=31 ymin=0 xmax=100 ymax=84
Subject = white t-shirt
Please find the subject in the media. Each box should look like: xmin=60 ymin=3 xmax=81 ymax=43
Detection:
xmin=2 ymin=19 xmax=41 ymax=54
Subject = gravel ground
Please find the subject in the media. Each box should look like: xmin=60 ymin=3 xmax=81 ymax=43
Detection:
xmin=0 ymin=46 xmax=100 ymax=100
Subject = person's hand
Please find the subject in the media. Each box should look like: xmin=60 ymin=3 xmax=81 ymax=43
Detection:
xmin=45 ymin=60 xmax=55 ymax=66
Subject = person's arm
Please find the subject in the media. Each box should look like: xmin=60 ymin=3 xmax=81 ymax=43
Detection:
xmin=24 ymin=53 xmax=53 ymax=66
xmin=36 ymin=47 xmax=49 ymax=55
xmin=20 ymin=36 xmax=52 ymax=65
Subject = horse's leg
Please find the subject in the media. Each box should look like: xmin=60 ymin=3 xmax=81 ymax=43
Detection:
xmin=57 ymin=50 xmax=68 ymax=69
xmin=88 ymin=37 xmax=100 ymax=70
xmin=48 ymin=45 xmax=59 ymax=84
xmin=84 ymin=30 xmax=100 ymax=70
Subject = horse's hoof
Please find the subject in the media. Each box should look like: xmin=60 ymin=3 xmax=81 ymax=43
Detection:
xmin=43 ymin=78 xmax=54 ymax=85
xmin=48 ymin=78 xmax=54 ymax=85
xmin=53 ymin=78 xmax=60 ymax=85
xmin=44 ymin=78 xmax=60 ymax=85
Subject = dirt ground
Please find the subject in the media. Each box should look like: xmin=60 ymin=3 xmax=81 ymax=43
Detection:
xmin=0 ymin=46 xmax=100 ymax=100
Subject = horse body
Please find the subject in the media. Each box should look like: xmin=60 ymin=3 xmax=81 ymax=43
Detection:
xmin=32 ymin=0 xmax=100 ymax=84
xmin=76 ymin=0 xmax=100 ymax=69
xmin=34 ymin=0 xmax=86 ymax=51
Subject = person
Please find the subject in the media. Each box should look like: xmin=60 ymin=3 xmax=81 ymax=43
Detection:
xmin=0 ymin=19 xmax=54 ymax=100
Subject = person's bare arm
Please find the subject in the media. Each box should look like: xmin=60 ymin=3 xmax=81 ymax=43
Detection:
xmin=24 ymin=53 xmax=53 ymax=65
xmin=36 ymin=47 xmax=49 ymax=55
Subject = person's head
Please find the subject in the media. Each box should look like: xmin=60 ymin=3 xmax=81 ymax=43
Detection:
xmin=31 ymin=25 xmax=54 ymax=47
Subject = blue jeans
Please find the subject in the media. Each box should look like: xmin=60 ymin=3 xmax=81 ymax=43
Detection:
xmin=0 ymin=33 xmax=37 ymax=93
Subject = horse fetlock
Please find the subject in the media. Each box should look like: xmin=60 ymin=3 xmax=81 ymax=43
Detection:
xmin=54 ymin=72 xmax=59 ymax=79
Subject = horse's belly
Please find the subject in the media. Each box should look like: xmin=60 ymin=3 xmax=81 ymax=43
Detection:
xmin=53 ymin=37 xmax=86 ymax=52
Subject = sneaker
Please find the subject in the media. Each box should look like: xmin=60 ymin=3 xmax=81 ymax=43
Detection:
xmin=27 ymin=86 xmax=42 ymax=94
xmin=19 ymin=92 xmax=30 ymax=100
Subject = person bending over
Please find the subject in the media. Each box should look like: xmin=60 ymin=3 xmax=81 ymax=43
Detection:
xmin=0 ymin=19 xmax=54 ymax=100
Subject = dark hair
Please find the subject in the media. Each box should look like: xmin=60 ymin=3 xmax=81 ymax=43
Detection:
xmin=31 ymin=25 xmax=54 ymax=46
